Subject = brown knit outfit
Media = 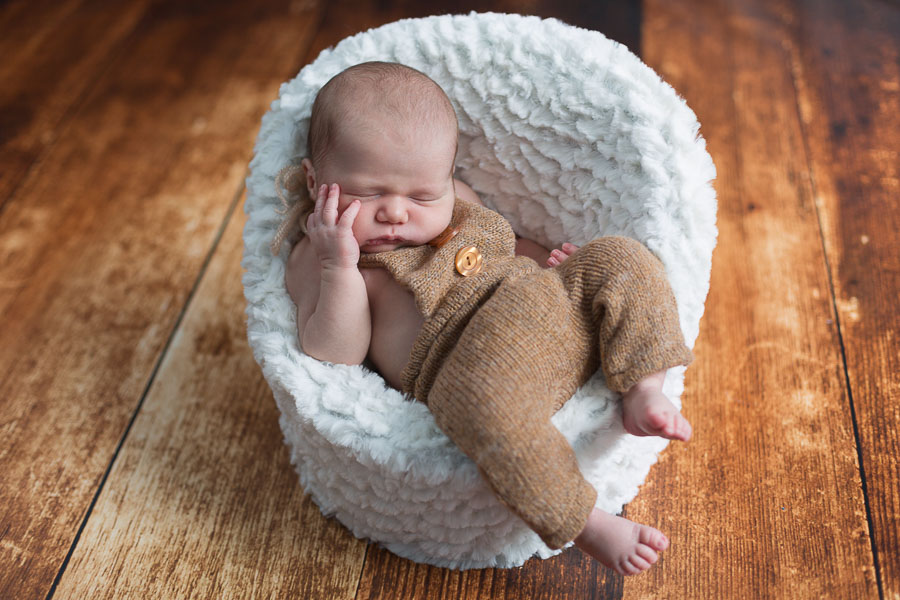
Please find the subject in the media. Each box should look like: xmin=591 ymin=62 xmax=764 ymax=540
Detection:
xmin=358 ymin=200 xmax=692 ymax=549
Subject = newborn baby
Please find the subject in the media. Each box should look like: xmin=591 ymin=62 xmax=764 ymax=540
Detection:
xmin=279 ymin=61 xmax=693 ymax=575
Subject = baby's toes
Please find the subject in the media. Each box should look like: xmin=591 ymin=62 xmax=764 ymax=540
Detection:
xmin=620 ymin=559 xmax=641 ymax=575
xmin=627 ymin=554 xmax=652 ymax=572
xmin=663 ymin=413 xmax=692 ymax=441
xmin=674 ymin=415 xmax=693 ymax=441
xmin=644 ymin=408 xmax=671 ymax=433
xmin=547 ymin=249 xmax=565 ymax=266
xmin=639 ymin=526 xmax=669 ymax=552
xmin=636 ymin=543 xmax=660 ymax=565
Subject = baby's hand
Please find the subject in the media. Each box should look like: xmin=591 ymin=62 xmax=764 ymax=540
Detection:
xmin=306 ymin=183 xmax=361 ymax=270
xmin=546 ymin=243 xmax=579 ymax=267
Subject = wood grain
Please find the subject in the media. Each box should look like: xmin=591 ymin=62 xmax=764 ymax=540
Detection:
xmin=0 ymin=0 xmax=153 ymax=205
xmin=0 ymin=1 xmax=319 ymax=597
xmin=52 ymin=196 xmax=368 ymax=599
xmin=3 ymin=0 xmax=897 ymax=597
xmin=624 ymin=0 xmax=879 ymax=597
xmin=356 ymin=544 xmax=621 ymax=600
xmin=779 ymin=1 xmax=900 ymax=596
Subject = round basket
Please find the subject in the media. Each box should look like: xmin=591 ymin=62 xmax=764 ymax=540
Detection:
xmin=242 ymin=12 xmax=716 ymax=569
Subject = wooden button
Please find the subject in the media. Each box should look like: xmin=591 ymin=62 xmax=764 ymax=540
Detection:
xmin=428 ymin=225 xmax=460 ymax=248
xmin=455 ymin=246 xmax=483 ymax=276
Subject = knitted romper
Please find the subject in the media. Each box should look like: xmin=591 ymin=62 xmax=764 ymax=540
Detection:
xmin=358 ymin=199 xmax=693 ymax=550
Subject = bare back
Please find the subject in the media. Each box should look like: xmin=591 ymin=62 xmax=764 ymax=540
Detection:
xmin=286 ymin=236 xmax=423 ymax=390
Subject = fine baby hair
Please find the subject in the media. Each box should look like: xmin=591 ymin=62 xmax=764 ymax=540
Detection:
xmin=243 ymin=13 xmax=716 ymax=568
xmin=270 ymin=61 xmax=458 ymax=255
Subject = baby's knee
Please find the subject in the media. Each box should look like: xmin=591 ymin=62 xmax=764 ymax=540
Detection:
xmin=580 ymin=236 xmax=656 ymax=265
xmin=566 ymin=236 xmax=664 ymax=283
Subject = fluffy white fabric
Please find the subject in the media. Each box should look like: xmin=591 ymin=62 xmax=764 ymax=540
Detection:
xmin=242 ymin=12 xmax=716 ymax=569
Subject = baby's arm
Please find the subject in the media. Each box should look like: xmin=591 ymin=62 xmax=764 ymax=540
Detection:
xmin=288 ymin=183 xmax=371 ymax=364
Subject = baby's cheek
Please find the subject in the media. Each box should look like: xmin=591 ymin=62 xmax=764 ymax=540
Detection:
xmin=338 ymin=197 xmax=363 ymax=222
xmin=349 ymin=206 xmax=369 ymax=243
xmin=337 ymin=196 xmax=355 ymax=215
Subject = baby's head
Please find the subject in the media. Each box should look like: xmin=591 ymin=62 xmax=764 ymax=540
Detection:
xmin=273 ymin=62 xmax=460 ymax=254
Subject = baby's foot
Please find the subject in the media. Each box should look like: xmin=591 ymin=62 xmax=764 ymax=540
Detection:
xmin=622 ymin=386 xmax=692 ymax=441
xmin=547 ymin=242 xmax=579 ymax=267
xmin=574 ymin=508 xmax=669 ymax=575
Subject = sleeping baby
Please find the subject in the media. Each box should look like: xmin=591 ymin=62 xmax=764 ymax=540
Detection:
xmin=275 ymin=61 xmax=693 ymax=576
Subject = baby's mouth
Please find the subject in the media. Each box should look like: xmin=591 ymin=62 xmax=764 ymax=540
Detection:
xmin=367 ymin=236 xmax=406 ymax=245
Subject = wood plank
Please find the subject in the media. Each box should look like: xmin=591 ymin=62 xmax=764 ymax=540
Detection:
xmin=0 ymin=0 xmax=154 ymax=205
xmin=780 ymin=0 xmax=900 ymax=596
xmin=52 ymin=195 xmax=368 ymax=599
xmin=355 ymin=544 xmax=621 ymax=600
xmin=299 ymin=0 xmax=639 ymax=64
xmin=299 ymin=0 xmax=459 ymax=62
xmin=623 ymin=0 xmax=879 ymax=596
xmin=0 ymin=1 xmax=320 ymax=597
xmin=530 ymin=0 xmax=641 ymax=55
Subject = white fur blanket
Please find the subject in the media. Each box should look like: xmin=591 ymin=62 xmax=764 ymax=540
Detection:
xmin=242 ymin=12 xmax=716 ymax=569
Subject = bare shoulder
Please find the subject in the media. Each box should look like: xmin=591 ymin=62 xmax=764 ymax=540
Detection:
xmin=454 ymin=178 xmax=483 ymax=206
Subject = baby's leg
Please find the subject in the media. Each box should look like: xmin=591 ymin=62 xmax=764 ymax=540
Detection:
xmin=622 ymin=370 xmax=692 ymax=441
xmin=557 ymin=236 xmax=693 ymax=394
xmin=423 ymin=270 xmax=674 ymax=573
xmin=575 ymin=507 xmax=670 ymax=575
xmin=424 ymin=271 xmax=598 ymax=551
xmin=556 ymin=237 xmax=693 ymax=441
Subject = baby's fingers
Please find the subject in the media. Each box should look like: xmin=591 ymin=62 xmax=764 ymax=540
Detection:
xmin=562 ymin=242 xmax=580 ymax=255
xmin=321 ymin=183 xmax=340 ymax=225
xmin=339 ymin=199 xmax=360 ymax=229
xmin=313 ymin=184 xmax=327 ymax=221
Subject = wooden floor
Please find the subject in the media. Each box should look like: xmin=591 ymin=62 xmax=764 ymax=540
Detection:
xmin=2 ymin=0 xmax=898 ymax=598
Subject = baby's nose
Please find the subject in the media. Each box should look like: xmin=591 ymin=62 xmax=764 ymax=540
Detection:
xmin=377 ymin=196 xmax=408 ymax=224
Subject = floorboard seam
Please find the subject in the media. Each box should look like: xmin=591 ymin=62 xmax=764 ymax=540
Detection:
xmin=352 ymin=544 xmax=371 ymax=600
xmin=782 ymin=16 xmax=884 ymax=600
xmin=44 ymin=176 xmax=245 ymax=600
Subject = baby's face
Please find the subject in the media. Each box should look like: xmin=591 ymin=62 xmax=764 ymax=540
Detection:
xmin=306 ymin=116 xmax=457 ymax=253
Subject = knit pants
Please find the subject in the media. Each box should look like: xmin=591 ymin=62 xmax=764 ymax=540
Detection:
xmin=412 ymin=236 xmax=693 ymax=550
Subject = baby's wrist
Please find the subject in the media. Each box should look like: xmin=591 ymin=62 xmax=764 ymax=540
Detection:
xmin=320 ymin=263 xmax=360 ymax=277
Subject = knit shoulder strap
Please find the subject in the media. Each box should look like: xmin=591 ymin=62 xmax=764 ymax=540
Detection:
xmin=358 ymin=199 xmax=516 ymax=317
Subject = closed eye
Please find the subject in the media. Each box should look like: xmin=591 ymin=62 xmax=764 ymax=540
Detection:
xmin=348 ymin=193 xmax=437 ymax=202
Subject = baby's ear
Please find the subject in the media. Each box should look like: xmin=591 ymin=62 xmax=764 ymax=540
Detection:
xmin=301 ymin=158 xmax=317 ymax=198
